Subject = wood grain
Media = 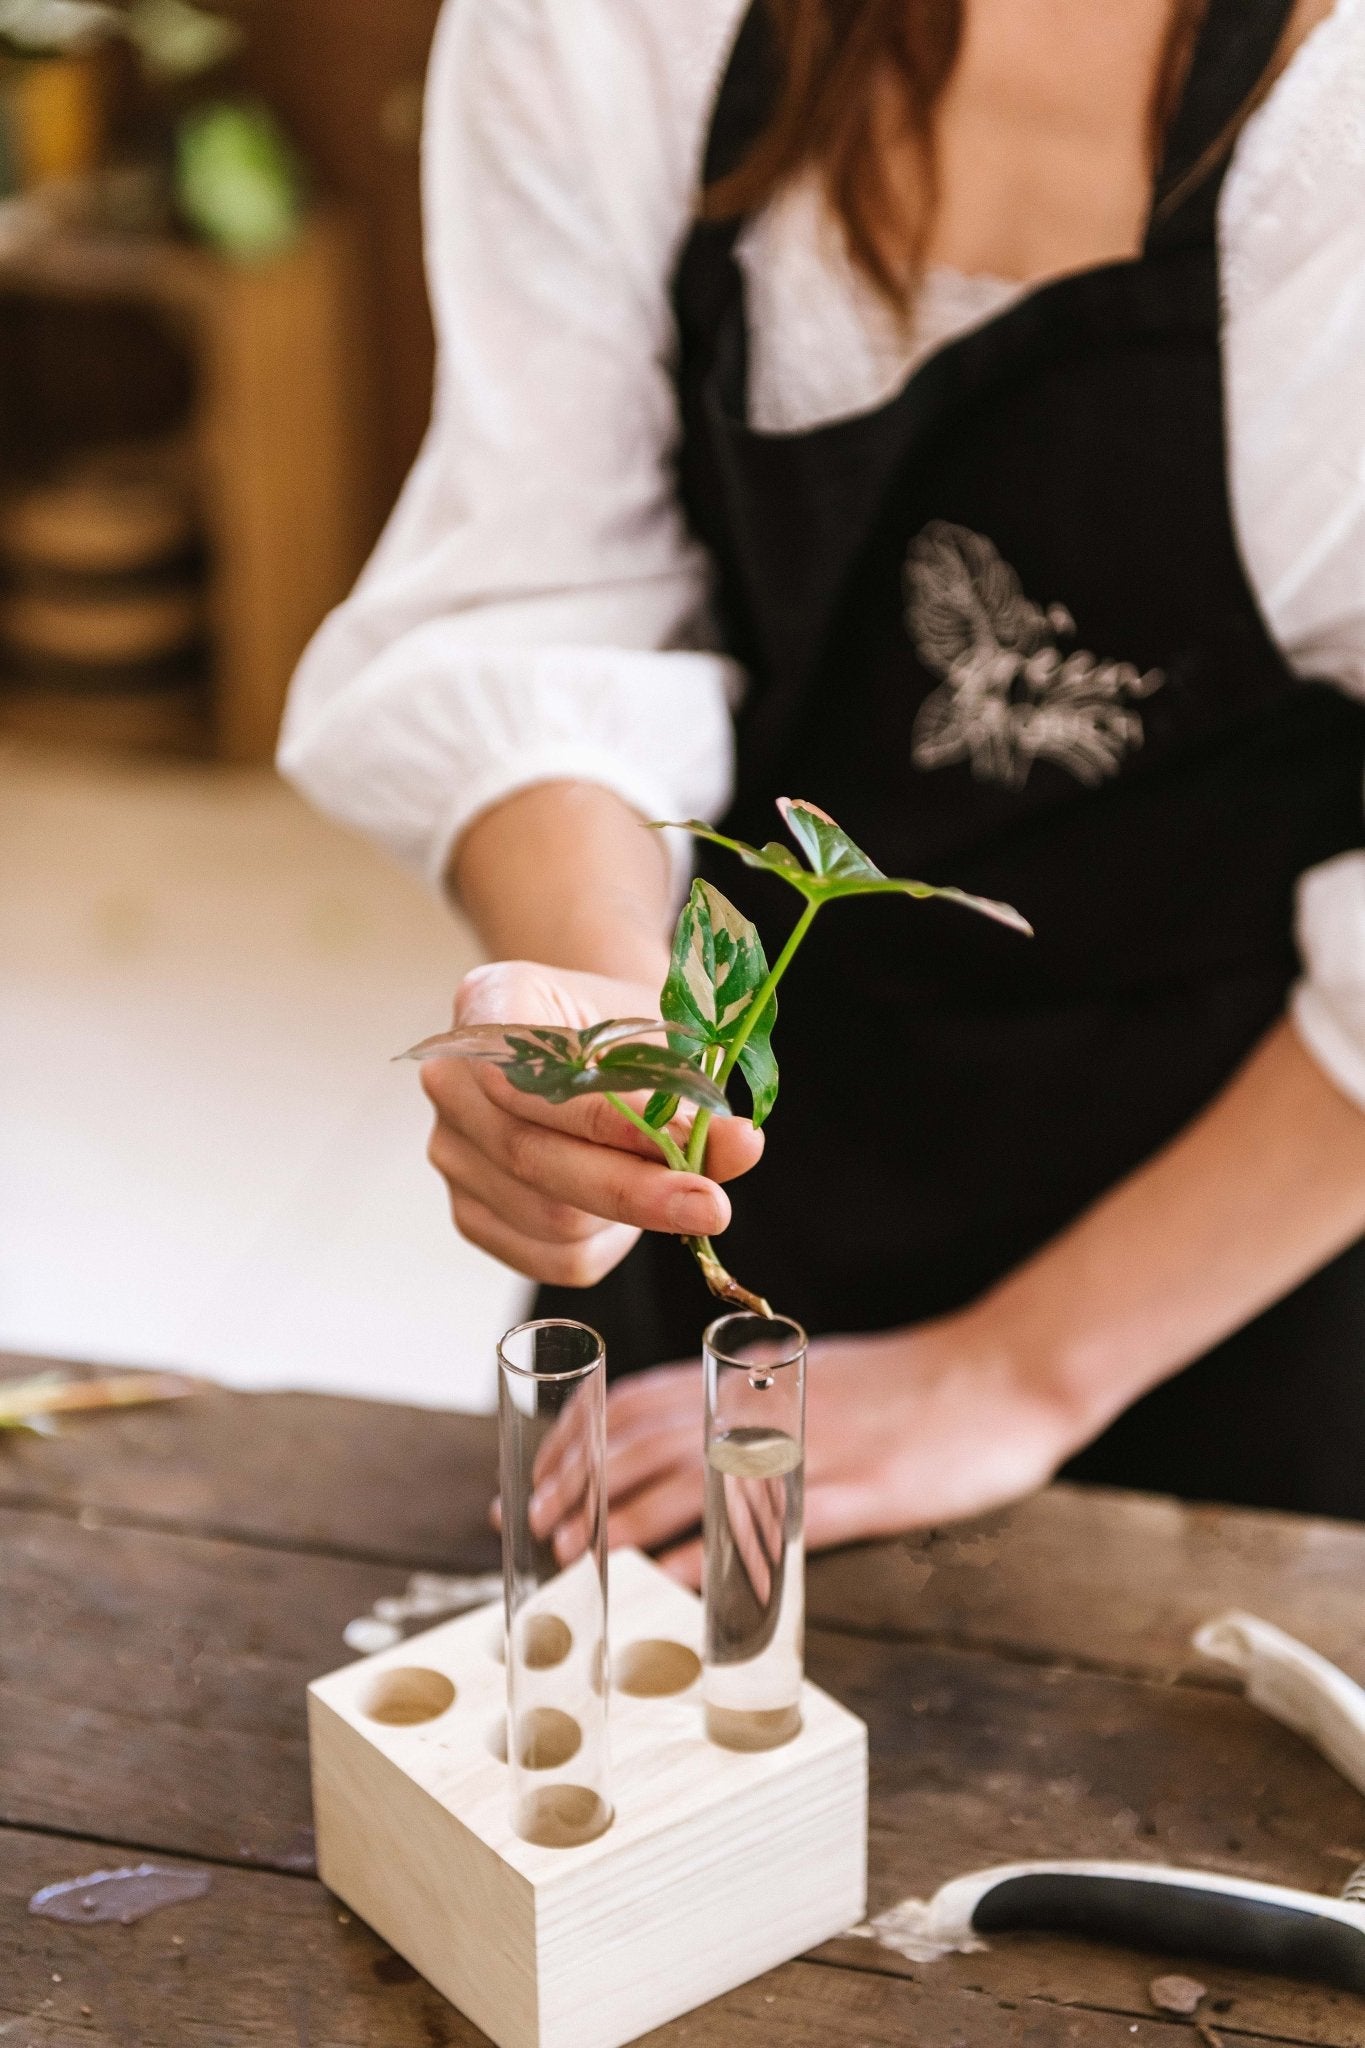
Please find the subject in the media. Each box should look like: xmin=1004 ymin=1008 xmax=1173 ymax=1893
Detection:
xmin=6 ymin=1359 xmax=1364 ymax=1695
xmin=0 ymin=1361 xmax=500 ymax=1568
xmin=0 ymin=1826 xmax=1308 ymax=2048
xmin=807 ymin=1486 xmax=1365 ymax=1688
xmin=310 ymin=1551 xmax=866 ymax=2048
xmin=6 ymin=1497 xmax=1365 ymax=2042
xmin=0 ymin=1502 xmax=398 ymax=1866
xmin=7 ymin=1362 xmax=1365 ymax=2044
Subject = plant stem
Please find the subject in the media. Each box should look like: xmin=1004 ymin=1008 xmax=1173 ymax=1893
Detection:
xmin=607 ymin=1092 xmax=772 ymax=1313
xmin=604 ymin=1091 xmax=689 ymax=1171
xmin=613 ymin=898 xmax=822 ymax=1320
xmin=684 ymin=897 xmax=821 ymax=1174
xmin=682 ymin=1238 xmax=772 ymax=1318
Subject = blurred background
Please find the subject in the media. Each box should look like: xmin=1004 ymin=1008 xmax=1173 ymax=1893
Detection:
xmin=0 ymin=0 xmax=523 ymax=1410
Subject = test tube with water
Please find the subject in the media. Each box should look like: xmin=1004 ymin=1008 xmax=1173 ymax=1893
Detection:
xmin=498 ymin=1318 xmax=613 ymax=1847
xmin=702 ymin=1310 xmax=806 ymax=1751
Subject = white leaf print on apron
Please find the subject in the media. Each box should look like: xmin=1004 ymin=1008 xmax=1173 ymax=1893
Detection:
xmin=905 ymin=521 xmax=1165 ymax=788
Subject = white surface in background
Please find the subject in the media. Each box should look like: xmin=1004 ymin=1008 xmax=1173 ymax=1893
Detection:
xmin=0 ymin=744 xmax=526 ymax=1410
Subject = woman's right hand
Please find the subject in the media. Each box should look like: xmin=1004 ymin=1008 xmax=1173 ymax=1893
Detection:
xmin=420 ymin=959 xmax=764 ymax=1288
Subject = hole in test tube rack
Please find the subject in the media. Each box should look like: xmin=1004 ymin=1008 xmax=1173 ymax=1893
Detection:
xmin=485 ymin=1714 xmax=509 ymax=1763
xmin=515 ymin=1784 xmax=613 ymax=1849
xmin=515 ymin=1706 xmax=582 ymax=1770
xmin=360 ymin=1667 xmax=456 ymax=1726
xmin=704 ymin=1702 xmax=803 ymax=1751
xmin=614 ymin=1640 xmax=702 ymax=1698
xmin=517 ymin=1613 xmax=572 ymax=1669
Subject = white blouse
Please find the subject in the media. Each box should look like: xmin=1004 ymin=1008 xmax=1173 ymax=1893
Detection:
xmin=278 ymin=0 xmax=1365 ymax=1106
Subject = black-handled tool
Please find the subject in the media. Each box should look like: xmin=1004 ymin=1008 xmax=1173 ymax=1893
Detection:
xmin=895 ymin=1857 xmax=1365 ymax=1992
xmin=863 ymin=1612 xmax=1365 ymax=1991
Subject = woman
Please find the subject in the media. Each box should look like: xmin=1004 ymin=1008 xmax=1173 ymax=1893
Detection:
xmin=281 ymin=0 xmax=1365 ymax=1577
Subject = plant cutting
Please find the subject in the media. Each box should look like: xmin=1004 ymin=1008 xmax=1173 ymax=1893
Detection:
xmin=400 ymin=798 xmax=1029 ymax=1315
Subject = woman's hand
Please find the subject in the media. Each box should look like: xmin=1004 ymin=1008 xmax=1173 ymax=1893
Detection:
xmin=421 ymin=959 xmax=764 ymax=1288
xmin=521 ymin=1315 xmax=1084 ymax=1584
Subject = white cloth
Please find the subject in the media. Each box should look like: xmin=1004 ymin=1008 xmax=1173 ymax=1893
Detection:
xmin=278 ymin=0 xmax=1365 ymax=1097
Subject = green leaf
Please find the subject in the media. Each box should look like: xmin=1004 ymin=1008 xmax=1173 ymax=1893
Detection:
xmin=592 ymin=1042 xmax=731 ymax=1107
xmin=654 ymin=805 xmax=1032 ymax=935
xmin=393 ymin=1019 xmax=730 ymax=1115
xmin=661 ymin=879 xmax=779 ymax=1125
xmin=775 ymin=799 xmax=1033 ymax=931
xmin=735 ymin=1027 xmax=778 ymax=1128
xmin=643 ymin=1091 xmax=679 ymax=1129
xmin=653 ymin=819 xmax=806 ymax=884
xmin=776 ymin=797 xmax=881 ymax=884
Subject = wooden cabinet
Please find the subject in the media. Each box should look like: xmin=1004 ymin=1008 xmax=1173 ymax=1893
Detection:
xmin=0 ymin=212 xmax=368 ymax=760
xmin=236 ymin=0 xmax=444 ymax=529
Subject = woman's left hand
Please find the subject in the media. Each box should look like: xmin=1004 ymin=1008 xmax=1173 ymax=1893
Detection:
xmin=517 ymin=1316 xmax=1085 ymax=1587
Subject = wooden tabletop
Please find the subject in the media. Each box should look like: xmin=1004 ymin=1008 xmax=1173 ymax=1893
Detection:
xmin=4 ymin=1354 xmax=1365 ymax=2048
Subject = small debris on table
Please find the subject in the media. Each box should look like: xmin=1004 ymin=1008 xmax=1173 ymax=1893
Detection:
xmin=29 ymin=1862 xmax=212 ymax=1925
xmin=1148 ymin=1973 xmax=1207 ymax=2016
xmin=343 ymin=1570 xmax=503 ymax=1652
xmin=0 ymin=1369 xmax=198 ymax=1434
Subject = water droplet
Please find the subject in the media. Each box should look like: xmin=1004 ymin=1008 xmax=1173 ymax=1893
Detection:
xmin=31 ymin=1864 xmax=211 ymax=1925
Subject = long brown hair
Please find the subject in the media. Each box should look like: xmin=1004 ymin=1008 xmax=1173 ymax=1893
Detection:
xmin=705 ymin=0 xmax=1287 ymax=306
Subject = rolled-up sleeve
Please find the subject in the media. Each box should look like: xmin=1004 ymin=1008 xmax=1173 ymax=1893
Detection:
xmin=1292 ymin=854 xmax=1365 ymax=1113
xmin=277 ymin=0 xmax=741 ymax=894
xmin=1220 ymin=0 xmax=1365 ymax=1106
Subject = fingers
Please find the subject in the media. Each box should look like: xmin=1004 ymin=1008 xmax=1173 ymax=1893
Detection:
xmin=469 ymin=1063 xmax=684 ymax=1159
xmin=431 ymin=1124 xmax=605 ymax=1247
xmin=695 ymin=1114 xmax=765 ymax=1186
xmin=421 ymin=954 xmax=766 ymax=1287
xmin=443 ymin=1187 xmax=639 ymax=1289
xmin=537 ymin=1458 xmax=700 ymax=1565
xmin=422 ymin=1016 xmax=765 ymax=1189
xmin=606 ymin=1466 xmax=703 ymax=1553
xmin=603 ymin=1362 xmax=704 ymax=1429
xmin=603 ymin=1419 xmax=700 ymax=1504
xmin=424 ymin=1062 xmax=730 ymax=1239
xmin=545 ymin=1387 xmax=703 ymax=1559
xmin=525 ymin=1362 xmax=702 ymax=1555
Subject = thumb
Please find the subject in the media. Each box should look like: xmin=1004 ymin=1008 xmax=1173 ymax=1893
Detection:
xmin=685 ymin=1112 xmax=765 ymax=1186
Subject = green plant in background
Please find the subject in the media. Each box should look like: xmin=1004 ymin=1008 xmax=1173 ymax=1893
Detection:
xmin=401 ymin=799 xmax=1030 ymax=1316
xmin=0 ymin=0 xmax=303 ymax=261
xmin=176 ymin=100 xmax=301 ymax=260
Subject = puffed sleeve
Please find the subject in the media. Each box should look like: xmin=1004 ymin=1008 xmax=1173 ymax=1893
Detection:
xmin=1220 ymin=0 xmax=1365 ymax=1105
xmin=276 ymin=0 xmax=743 ymax=896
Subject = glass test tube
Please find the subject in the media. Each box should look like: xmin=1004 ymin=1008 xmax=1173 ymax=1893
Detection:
xmin=702 ymin=1310 xmax=807 ymax=1751
xmin=498 ymin=1317 xmax=613 ymax=1847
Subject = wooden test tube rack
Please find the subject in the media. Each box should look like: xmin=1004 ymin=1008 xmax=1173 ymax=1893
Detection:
xmin=308 ymin=1548 xmax=867 ymax=2048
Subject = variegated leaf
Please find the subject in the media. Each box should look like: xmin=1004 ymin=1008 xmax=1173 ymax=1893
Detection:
xmin=654 ymin=805 xmax=1031 ymax=935
xmin=661 ymin=879 xmax=778 ymax=1125
xmin=394 ymin=1018 xmax=729 ymax=1114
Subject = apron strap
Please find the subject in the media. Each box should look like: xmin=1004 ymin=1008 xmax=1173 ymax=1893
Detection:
xmin=700 ymin=0 xmax=780 ymax=187
xmin=1146 ymin=0 xmax=1298 ymax=254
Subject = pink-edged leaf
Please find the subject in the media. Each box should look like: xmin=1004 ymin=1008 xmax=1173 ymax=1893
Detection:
xmin=394 ymin=1018 xmax=729 ymax=1113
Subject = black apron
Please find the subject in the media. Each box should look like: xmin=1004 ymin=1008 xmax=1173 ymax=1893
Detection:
xmin=538 ymin=0 xmax=1365 ymax=1520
